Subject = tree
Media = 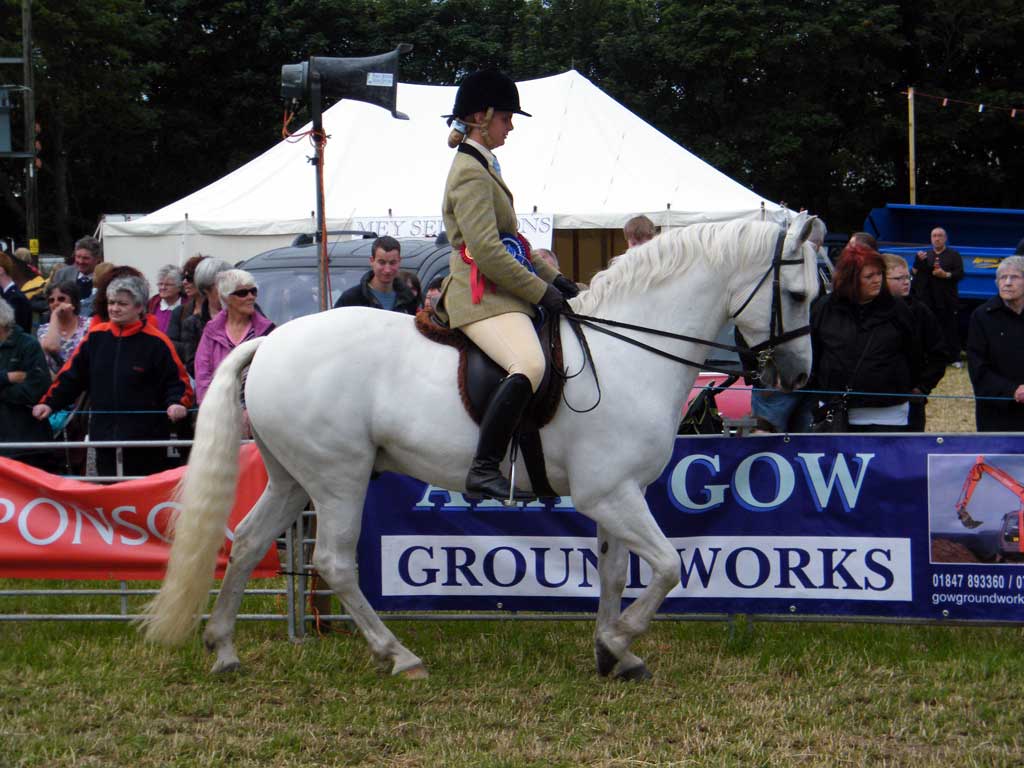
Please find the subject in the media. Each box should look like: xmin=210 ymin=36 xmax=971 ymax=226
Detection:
xmin=0 ymin=0 xmax=163 ymax=252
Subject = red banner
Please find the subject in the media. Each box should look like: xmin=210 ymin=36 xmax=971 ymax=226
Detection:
xmin=0 ymin=444 xmax=278 ymax=580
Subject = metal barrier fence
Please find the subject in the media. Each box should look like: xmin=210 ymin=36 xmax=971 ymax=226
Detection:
xmin=0 ymin=439 xmax=299 ymax=638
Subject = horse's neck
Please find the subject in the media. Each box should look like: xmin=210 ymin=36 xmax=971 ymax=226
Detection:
xmin=592 ymin=265 xmax=732 ymax=408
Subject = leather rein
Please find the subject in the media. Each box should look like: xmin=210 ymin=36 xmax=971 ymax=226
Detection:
xmin=556 ymin=230 xmax=812 ymax=411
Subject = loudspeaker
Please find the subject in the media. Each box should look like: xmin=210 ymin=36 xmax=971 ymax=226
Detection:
xmin=281 ymin=44 xmax=412 ymax=119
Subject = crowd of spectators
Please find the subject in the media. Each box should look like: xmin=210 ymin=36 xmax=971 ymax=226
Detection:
xmin=744 ymin=226 xmax=1023 ymax=435
xmin=0 ymin=239 xmax=272 ymax=477
xmin=1 ymin=219 xmax=1022 ymax=479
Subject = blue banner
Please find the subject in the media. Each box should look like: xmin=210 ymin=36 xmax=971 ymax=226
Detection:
xmin=355 ymin=435 xmax=1024 ymax=621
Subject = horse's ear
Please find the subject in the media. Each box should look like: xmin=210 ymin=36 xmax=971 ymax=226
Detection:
xmin=796 ymin=214 xmax=826 ymax=247
xmin=799 ymin=219 xmax=815 ymax=243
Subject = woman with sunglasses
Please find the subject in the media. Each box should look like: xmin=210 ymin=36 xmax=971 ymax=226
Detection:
xmin=167 ymin=255 xmax=207 ymax=361
xmin=37 ymin=280 xmax=88 ymax=377
xmin=194 ymin=269 xmax=274 ymax=404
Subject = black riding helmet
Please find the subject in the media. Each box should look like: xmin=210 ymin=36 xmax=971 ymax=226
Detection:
xmin=443 ymin=69 xmax=531 ymax=125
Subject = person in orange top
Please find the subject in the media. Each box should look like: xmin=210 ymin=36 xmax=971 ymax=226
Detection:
xmin=33 ymin=275 xmax=193 ymax=478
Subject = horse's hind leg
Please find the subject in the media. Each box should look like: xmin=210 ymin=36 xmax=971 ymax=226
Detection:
xmin=203 ymin=451 xmax=309 ymax=674
xmin=577 ymin=483 xmax=680 ymax=680
xmin=595 ymin=526 xmax=650 ymax=681
xmin=311 ymin=483 xmax=427 ymax=679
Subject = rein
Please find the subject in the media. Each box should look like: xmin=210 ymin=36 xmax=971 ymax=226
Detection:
xmin=556 ymin=229 xmax=813 ymax=410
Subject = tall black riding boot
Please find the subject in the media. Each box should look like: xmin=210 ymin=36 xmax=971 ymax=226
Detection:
xmin=466 ymin=372 xmax=535 ymax=501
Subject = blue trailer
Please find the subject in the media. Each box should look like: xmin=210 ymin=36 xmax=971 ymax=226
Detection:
xmin=863 ymin=203 xmax=1024 ymax=302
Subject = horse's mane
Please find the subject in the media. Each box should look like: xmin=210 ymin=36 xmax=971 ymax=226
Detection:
xmin=571 ymin=219 xmax=779 ymax=314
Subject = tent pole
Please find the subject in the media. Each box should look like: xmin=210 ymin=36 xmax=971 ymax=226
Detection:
xmin=907 ymin=87 xmax=917 ymax=205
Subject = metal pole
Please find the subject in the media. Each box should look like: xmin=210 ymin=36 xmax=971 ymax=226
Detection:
xmin=907 ymin=86 xmax=917 ymax=205
xmin=310 ymin=72 xmax=329 ymax=312
xmin=22 ymin=0 xmax=37 ymax=245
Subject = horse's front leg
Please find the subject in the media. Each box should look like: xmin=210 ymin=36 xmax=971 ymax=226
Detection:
xmin=595 ymin=525 xmax=651 ymax=681
xmin=579 ymin=484 xmax=680 ymax=680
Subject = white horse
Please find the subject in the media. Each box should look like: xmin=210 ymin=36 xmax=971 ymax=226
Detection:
xmin=142 ymin=213 xmax=825 ymax=680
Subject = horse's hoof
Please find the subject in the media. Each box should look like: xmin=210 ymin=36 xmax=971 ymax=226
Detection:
xmin=211 ymin=658 xmax=241 ymax=675
xmin=615 ymin=662 xmax=652 ymax=682
xmin=595 ymin=638 xmax=617 ymax=677
xmin=395 ymin=663 xmax=429 ymax=680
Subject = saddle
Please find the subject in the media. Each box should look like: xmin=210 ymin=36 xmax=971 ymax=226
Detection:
xmin=414 ymin=308 xmax=565 ymax=498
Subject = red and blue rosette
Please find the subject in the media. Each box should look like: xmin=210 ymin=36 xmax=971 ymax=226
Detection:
xmin=460 ymin=232 xmax=534 ymax=304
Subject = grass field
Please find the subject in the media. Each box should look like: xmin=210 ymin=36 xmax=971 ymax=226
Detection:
xmin=3 ymin=615 xmax=1024 ymax=767
xmin=2 ymin=364 xmax=1011 ymax=767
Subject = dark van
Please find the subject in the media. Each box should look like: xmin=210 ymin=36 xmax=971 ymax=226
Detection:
xmin=236 ymin=232 xmax=451 ymax=326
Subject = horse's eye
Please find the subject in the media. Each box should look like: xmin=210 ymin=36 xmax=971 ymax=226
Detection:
xmin=787 ymin=291 xmax=806 ymax=303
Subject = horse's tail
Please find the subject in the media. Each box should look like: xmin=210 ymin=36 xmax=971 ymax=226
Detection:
xmin=140 ymin=337 xmax=267 ymax=646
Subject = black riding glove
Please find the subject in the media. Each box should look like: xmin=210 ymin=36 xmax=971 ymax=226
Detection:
xmin=552 ymin=274 xmax=580 ymax=299
xmin=538 ymin=284 xmax=569 ymax=315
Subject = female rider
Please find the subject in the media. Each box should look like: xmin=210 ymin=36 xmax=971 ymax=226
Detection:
xmin=437 ymin=70 xmax=578 ymax=500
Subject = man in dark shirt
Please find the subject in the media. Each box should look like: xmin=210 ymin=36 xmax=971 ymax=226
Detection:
xmin=912 ymin=226 xmax=963 ymax=366
xmin=334 ymin=236 xmax=417 ymax=314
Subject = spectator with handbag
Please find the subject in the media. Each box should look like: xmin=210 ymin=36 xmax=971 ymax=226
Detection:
xmin=807 ymin=243 xmax=923 ymax=432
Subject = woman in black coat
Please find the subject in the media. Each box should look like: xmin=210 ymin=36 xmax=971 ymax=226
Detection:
xmin=967 ymin=255 xmax=1024 ymax=431
xmin=809 ymin=243 xmax=924 ymax=432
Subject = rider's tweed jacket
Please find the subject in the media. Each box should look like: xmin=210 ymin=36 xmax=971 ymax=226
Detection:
xmin=438 ymin=143 xmax=557 ymax=329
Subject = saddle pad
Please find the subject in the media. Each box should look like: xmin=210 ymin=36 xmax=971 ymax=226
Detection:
xmin=414 ymin=309 xmax=564 ymax=430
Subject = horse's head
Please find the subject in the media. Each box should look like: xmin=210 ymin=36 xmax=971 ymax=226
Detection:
xmin=729 ymin=212 xmax=825 ymax=392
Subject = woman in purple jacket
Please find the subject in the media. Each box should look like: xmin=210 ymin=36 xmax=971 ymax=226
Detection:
xmin=194 ymin=269 xmax=275 ymax=404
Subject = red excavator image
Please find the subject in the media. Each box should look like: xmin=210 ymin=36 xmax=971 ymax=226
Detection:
xmin=952 ymin=455 xmax=1024 ymax=560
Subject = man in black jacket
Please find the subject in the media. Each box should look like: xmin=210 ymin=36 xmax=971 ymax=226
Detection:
xmin=334 ymin=236 xmax=418 ymax=314
xmin=967 ymin=255 xmax=1024 ymax=431
xmin=912 ymin=226 xmax=963 ymax=366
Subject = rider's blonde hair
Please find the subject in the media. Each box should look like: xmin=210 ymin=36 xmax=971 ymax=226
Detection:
xmin=447 ymin=107 xmax=496 ymax=148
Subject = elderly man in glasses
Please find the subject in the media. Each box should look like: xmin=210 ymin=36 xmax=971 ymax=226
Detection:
xmin=194 ymin=268 xmax=275 ymax=404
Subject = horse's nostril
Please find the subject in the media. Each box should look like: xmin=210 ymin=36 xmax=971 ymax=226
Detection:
xmin=794 ymin=373 xmax=808 ymax=390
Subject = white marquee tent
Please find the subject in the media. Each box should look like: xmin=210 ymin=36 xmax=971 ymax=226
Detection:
xmin=102 ymin=70 xmax=787 ymax=279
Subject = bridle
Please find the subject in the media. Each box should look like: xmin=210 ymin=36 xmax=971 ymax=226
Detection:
xmin=562 ymin=228 xmax=813 ymax=384
xmin=728 ymin=228 xmax=813 ymax=373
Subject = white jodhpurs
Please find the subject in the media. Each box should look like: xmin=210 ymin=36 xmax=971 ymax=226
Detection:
xmin=462 ymin=311 xmax=545 ymax=392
